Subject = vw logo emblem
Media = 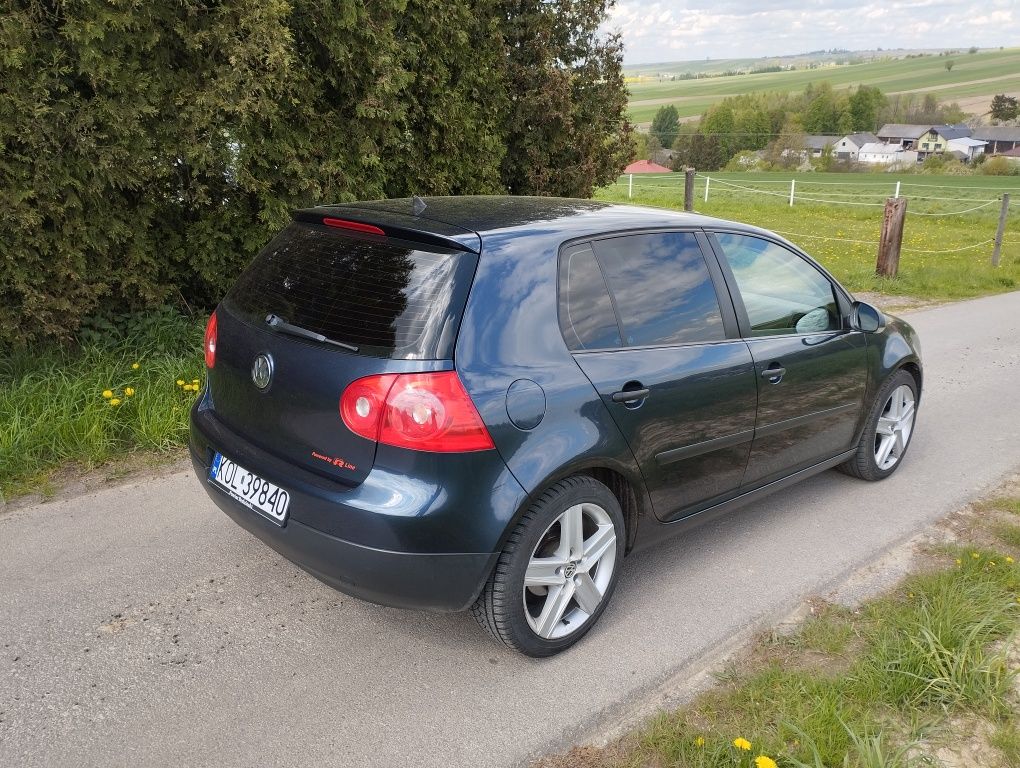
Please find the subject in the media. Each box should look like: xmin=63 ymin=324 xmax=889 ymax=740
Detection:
xmin=251 ymin=353 xmax=274 ymax=390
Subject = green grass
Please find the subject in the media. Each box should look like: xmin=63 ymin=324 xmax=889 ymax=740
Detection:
xmin=991 ymin=722 xmax=1020 ymax=767
xmin=539 ymin=503 xmax=1020 ymax=768
xmin=598 ymin=172 xmax=1020 ymax=301
xmin=626 ymin=48 xmax=1020 ymax=122
xmin=0 ymin=310 xmax=206 ymax=500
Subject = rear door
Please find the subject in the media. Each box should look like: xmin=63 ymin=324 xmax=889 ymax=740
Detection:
xmin=709 ymin=232 xmax=867 ymax=487
xmin=564 ymin=232 xmax=759 ymax=522
xmin=210 ymin=220 xmax=478 ymax=486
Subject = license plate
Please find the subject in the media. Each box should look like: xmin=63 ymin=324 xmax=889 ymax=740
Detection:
xmin=210 ymin=453 xmax=290 ymax=525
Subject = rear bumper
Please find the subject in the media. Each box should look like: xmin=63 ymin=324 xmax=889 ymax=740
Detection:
xmin=190 ymin=402 xmax=523 ymax=612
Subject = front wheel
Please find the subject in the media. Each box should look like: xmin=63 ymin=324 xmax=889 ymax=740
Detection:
xmin=472 ymin=476 xmax=625 ymax=657
xmin=839 ymin=369 xmax=918 ymax=481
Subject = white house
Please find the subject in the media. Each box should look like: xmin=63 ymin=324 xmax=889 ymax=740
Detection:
xmin=834 ymin=132 xmax=879 ymax=160
xmin=858 ymin=142 xmax=917 ymax=166
xmin=946 ymin=136 xmax=987 ymax=162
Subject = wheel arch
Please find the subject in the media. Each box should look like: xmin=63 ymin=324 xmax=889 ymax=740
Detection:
xmin=496 ymin=460 xmax=650 ymax=558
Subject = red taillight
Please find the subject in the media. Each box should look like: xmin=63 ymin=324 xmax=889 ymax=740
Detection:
xmin=204 ymin=310 xmax=218 ymax=369
xmin=322 ymin=217 xmax=386 ymax=236
xmin=339 ymin=372 xmax=494 ymax=453
xmin=339 ymin=374 xmax=399 ymax=442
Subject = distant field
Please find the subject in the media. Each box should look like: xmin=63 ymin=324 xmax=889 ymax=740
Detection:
xmin=596 ymin=172 xmax=1020 ymax=301
xmin=627 ymin=48 xmax=1020 ymax=123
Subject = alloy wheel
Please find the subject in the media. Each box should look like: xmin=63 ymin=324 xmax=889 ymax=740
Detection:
xmin=874 ymin=384 xmax=916 ymax=471
xmin=523 ymin=502 xmax=617 ymax=640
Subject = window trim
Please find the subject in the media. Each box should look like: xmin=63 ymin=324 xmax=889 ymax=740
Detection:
xmin=555 ymin=227 xmax=741 ymax=353
xmin=705 ymin=229 xmax=854 ymax=340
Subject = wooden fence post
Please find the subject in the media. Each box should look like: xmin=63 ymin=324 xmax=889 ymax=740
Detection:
xmin=992 ymin=193 xmax=1010 ymax=267
xmin=876 ymin=197 xmax=907 ymax=277
xmin=684 ymin=167 xmax=695 ymax=211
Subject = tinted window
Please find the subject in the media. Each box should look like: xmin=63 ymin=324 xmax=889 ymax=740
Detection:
xmin=226 ymin=223 xmax=476 ymax=359
xmin=592 ymin=233 xmax=725 ymax=346
xmin=558 ymin=244 xmax=622 ymax=350
xmin=715 ymin=234 xmax=839 ymax=336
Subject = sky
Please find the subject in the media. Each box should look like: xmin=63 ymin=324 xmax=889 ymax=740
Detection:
xmin=608 ymin=1 xmax=1019 ymax=65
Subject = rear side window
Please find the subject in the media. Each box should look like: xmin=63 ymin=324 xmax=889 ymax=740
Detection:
xmin=225 ymin=223 xmax=476 ymax=359
xmin=591 ymin=233 xmax=725 ymax=346
xmin=558 ymin=243 xmax=622 ymax=350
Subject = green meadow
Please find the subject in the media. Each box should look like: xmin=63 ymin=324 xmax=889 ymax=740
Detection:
xmin=626 ymin=48 xmax=1020 ymax=122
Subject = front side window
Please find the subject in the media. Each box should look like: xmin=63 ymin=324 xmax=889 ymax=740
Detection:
xmin=592 ymin=232 xmax=725 ymax=346
xmin=714 ymin=234 xmax=840 ymax=336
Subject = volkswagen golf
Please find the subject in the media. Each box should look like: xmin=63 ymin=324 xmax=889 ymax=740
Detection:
xmin=190 ymin=196 xmax=922 ymax=656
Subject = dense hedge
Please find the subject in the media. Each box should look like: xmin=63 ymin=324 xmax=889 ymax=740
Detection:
xmin=0 ymin=0 xmax=631 ymax=347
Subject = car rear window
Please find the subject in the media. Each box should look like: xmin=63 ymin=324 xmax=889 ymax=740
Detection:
xmin=224 ymin=222 xmax=477 ymax=359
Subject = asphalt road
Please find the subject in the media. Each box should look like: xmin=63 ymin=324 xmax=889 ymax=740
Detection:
xmin=3 ymin=291 xmax=1020 ymax=768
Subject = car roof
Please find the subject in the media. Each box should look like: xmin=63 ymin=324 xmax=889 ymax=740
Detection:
xmin=297 ymin=196 xmax=763 ymax=254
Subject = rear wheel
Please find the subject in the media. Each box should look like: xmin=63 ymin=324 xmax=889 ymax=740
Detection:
xmin=472 ymin=476 xmax=625 ymax=657
xmin=839 ymin=369 xmax=918 ymax=481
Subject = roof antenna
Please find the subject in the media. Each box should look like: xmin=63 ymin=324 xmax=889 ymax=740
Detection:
xmin=412 ymin=195 xmax=427 ymax=216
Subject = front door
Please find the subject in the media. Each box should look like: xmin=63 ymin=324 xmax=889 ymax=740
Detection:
xmin=559 ymin=232 xmax=758 ymax=521
xmin=709 ymin=232 xmax=867 ymax=487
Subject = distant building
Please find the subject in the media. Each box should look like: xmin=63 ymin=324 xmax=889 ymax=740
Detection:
xmin=858 ymin=142 xmax=917 ymax=166
xmin=876 ymin=124 xmax=931 ymax=148
xmin=875 ymin=123 xmax=972 ymax=153
xmin=803 ymin=135 xmax=841 ymax=157
xmin=834 ymin=132 xmax=879 ymax=160
xmin=915 ymin=125 xmax=972 ymax=159
xmin=971 ymin=126 xmax=1020 ymax=154
xmin=946 ymin=137 xmax=987 ymax=162
xmin=624 ymin=159 xmax=672 ymax=174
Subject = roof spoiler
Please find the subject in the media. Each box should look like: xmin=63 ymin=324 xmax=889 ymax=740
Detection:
xmin=292 ymin=207 xmax=480 ymax=254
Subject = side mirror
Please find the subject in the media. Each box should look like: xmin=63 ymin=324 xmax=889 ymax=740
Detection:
xmin=851 ymin=301 xmax=884 ymax=333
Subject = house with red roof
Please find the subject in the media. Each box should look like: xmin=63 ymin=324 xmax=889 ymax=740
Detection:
xmin=624 ymin=159 xmax=672 ymax=174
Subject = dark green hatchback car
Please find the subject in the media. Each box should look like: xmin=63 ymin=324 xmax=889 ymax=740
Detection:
xmin=190 ymin=197 xmax=922 ymax=656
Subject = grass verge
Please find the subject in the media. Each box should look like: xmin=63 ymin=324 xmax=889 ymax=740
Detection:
xmin=537 ymin=490 xmax=1020 ymax=768
xmin=0 ymin=309 xmax=206 ymax=501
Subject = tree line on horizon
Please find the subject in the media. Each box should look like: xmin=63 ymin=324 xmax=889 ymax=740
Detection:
xmin=1 ymin=0 xmax=632 ymax=348
xmin=644 ymin=85 xmax=971 ymax=171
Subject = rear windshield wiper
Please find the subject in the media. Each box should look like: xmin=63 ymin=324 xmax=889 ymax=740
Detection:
xmin=265 ymin=314 xmax=359 ymax=353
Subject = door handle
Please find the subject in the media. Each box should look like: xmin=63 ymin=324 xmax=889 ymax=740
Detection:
xmin=761 ymin=364 xmax=786 ymax=383
xmin=611 ymin=388 xmax=650 ymax=403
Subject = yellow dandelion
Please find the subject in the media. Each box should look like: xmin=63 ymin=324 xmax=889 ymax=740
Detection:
xmin=971 ymin=552 xmax=981 ymax=559
xmin=733 ymin=737 xmax=752 ymax=751
xmin=955 ymin=558 xmax=962 ymax=565
xmin=176 ymin=379 xmax=185 ymax=386
xmin=192 ymin=379 xmax=199 ymax=384
xmin=755 ymin=757 xmax=778 ymax=768
xmin=908 ymin=592 xmax=914 ymax=598
xmin=102 ymin=389 xmax=113 ymax=399
xmin=695 ymin=736 xmax=705 ymax=747
xmin=108 ymin=398 xmax=121 ymax=406
xmin=124 ymin=387 xmax=135 ymax=397
xmin=989 ymin=561 xmax=996 ymax=567
xmin=131 ymin=362 xmax=140 ymax=370
xmin=1006 ymin=556 xmax=1015 ymax=564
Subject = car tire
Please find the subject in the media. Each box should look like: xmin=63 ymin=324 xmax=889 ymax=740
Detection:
xmin=471 ymin=475 xmax=625 ymax=657
xmin=838 ymin=369 xmax=918 ymax=481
